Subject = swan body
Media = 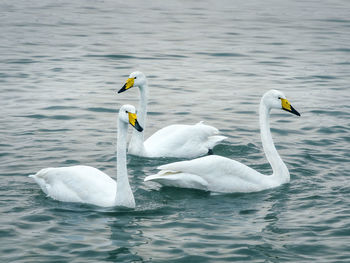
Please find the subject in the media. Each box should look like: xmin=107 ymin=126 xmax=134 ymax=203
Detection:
xmin=30 ymin=104 xmax=143 ymax=208
xmin=140 ymin=121 xmax=225 ymax=158
xmin=29 ymin=166 xmax=117 ymax=207
xmin=118 ymin=71 xmax=226 ymax=158
xmin=144 ymin=90 xmax=301 ymax=193
xmin=145 ymin=155 xmax=279 ymax=192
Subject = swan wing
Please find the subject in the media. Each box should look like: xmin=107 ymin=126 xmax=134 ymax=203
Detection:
xmin=29 ymin=165 xmax=117 ymax=207
xmin=144 ymin=122 xmax=226 ymax=158
xmin=145 ymin=171 xmax=209 ymax=191
xmin=145 ymin=155 xmax=273 ymax=193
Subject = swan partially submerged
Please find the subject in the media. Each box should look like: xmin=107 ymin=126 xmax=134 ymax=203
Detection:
xmin=144 ymin=90 xmax=300 ymax=193
xmin=118 ymin=71 xmax=226 ymax=158
xmin=29 ymin=105 xmax=143 ymax=208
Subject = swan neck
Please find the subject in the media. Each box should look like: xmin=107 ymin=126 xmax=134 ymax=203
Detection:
xmin=116 ymin=119 xmax=135 ymax=207
xmin=259 ymin=101 xmax=289 ymax=183
xmin=137 ymin=84 xmax=148 ymax=129
xmin=129 ymin=83 xmax=148 ymax=155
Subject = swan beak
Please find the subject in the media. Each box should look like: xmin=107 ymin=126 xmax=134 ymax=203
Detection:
xmin=128 ymin=112 xmax=143 ymax=132
xmin=281 ymin=98 xmax=301 ymax=116
xmin=118 ymin=78 xmax=134 ymax=93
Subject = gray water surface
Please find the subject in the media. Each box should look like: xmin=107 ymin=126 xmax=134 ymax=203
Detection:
xmin=1 ymin=0 xmax=350 ymax=262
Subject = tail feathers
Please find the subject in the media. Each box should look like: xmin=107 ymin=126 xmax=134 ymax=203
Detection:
xmin=195 ymin=121 xmax=220 ymax=135
xmin=195 ymin=122 xmax=225 ymax=139
xmin=29 ymin=168 xmax=53 ymax=195
xmin=207 ymin=135 xmax=227 ymax=149
xmin=30 ymin=168 xmax=53 ymax=178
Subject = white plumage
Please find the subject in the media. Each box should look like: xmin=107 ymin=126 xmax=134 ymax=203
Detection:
xmin=144 ymin=90 xmax=301 ymax=193
xmin=142 ymin=121 xmax=225 ymax=158
xmin=29 ymin=104 xmax=143 ymax=208
xmin=30 ymin=166 xmax=117 ymax=207
xmin=118 ymin=71 xmax=226 ymax=158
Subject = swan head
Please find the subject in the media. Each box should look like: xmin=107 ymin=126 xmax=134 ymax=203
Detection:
xmin=119 ymin=104 xmax=143 ymax=132
xmin=263 ymin=90 xmax=300 ymax=116
xmin=118 ymin=71 xmax=147 ymax=93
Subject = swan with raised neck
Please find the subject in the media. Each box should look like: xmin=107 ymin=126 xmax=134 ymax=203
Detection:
xmin=30 ymin=104 xmax=143 ymax=208
xmin=144 ymin=90 xmax=301 ymax=193
xmin=118 ymin=71 xmax=227 ymax=158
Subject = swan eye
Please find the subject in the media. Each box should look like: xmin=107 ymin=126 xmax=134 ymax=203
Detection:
xmin=125 ymin=110 xmax=129 ymax=113
xmin=134 ymin=77 xmax=137 ymax=79
xmin=278 ymin=97 xmax=281 ymax=99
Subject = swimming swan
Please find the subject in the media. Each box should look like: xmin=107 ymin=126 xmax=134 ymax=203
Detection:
xmin=118 ymin=71 xmax=226 ymax=158
xmin=144 ymin=90 xmax=300 ymax=193
xmin=29 ymin=104 xmax=143 ymax=208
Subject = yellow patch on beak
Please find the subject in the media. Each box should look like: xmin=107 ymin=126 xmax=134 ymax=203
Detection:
xmin=280 ymin=98 xmax=301 ymax=116
xmin=281 ymin=98 xmax=292 ymax=111
xmin=128 ymin=112 xmax=143 ymax=131
xmin=125 ymin=78 xmax=134 ymax=90
xmin=128 ymin=112 xmax=137 ymax=126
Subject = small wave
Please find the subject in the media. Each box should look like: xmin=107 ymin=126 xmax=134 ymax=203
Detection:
xmin=312 ymin=75 xmax=337 ymax=80
xmin=310 ymin=109 xmax=349 ymax=117
xmin=85 ymin=107 xmax=115 ymax=113
xmin=85 ymin=54 xmax=136 ymax=60
xmin=21 ymin=114 xmax=77 ymax=120
xmin=6 ymin=59 xmax=37 ymax=64
xmin=20 ymin=214 xmax=54 ymax=222
xmin=195 ymin=52 xmax=246 ymax=57
xmin=322 ymin=19 xmax=350 ymax=23
xmin=42 ymin=105 xmax=79 ymax=111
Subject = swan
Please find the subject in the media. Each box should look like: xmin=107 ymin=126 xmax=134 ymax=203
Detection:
xmin=144 ymin=90 xmax=301 ymax=193
xmin=118 ymin=71 xmax=226 ymax=158
xmin=29 ymin=104 xmax=143 ymax=208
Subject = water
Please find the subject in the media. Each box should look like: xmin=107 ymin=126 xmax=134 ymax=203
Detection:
xmin=1 ymin=0 xmax=349 ymax=262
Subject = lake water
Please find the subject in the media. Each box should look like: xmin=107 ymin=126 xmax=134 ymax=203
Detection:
xmin=1 ymin=0 xmax=349 ymax=262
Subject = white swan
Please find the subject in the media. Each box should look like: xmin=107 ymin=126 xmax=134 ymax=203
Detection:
xmin=29 ymin=104 xmax=143 ymax=208
xmin=144 ymin=90 xmax=301 ymax=193
xmin=118 ymin=71 xmax=226 ymax=158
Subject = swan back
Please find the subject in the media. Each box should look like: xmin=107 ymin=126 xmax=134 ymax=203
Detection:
xmin=147 ymin=155 xmax=278 ymax=193
xmin=30 ymin=166 xmax=117 ymax=207
xmin=143 ymin=122 xmax=226 ymax=158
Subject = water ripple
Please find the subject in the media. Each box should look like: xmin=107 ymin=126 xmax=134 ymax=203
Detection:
xmin=1 ymin=0 xmax=350 ymax=262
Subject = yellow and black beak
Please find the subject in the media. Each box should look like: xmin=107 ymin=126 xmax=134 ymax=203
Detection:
xmin=118 ymin=78 xmax=134 ymax=94
xmin=281 ymin=98 xmax=301 ymax=116
xmin=128 ymin=112 xmax=143 ymax=132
